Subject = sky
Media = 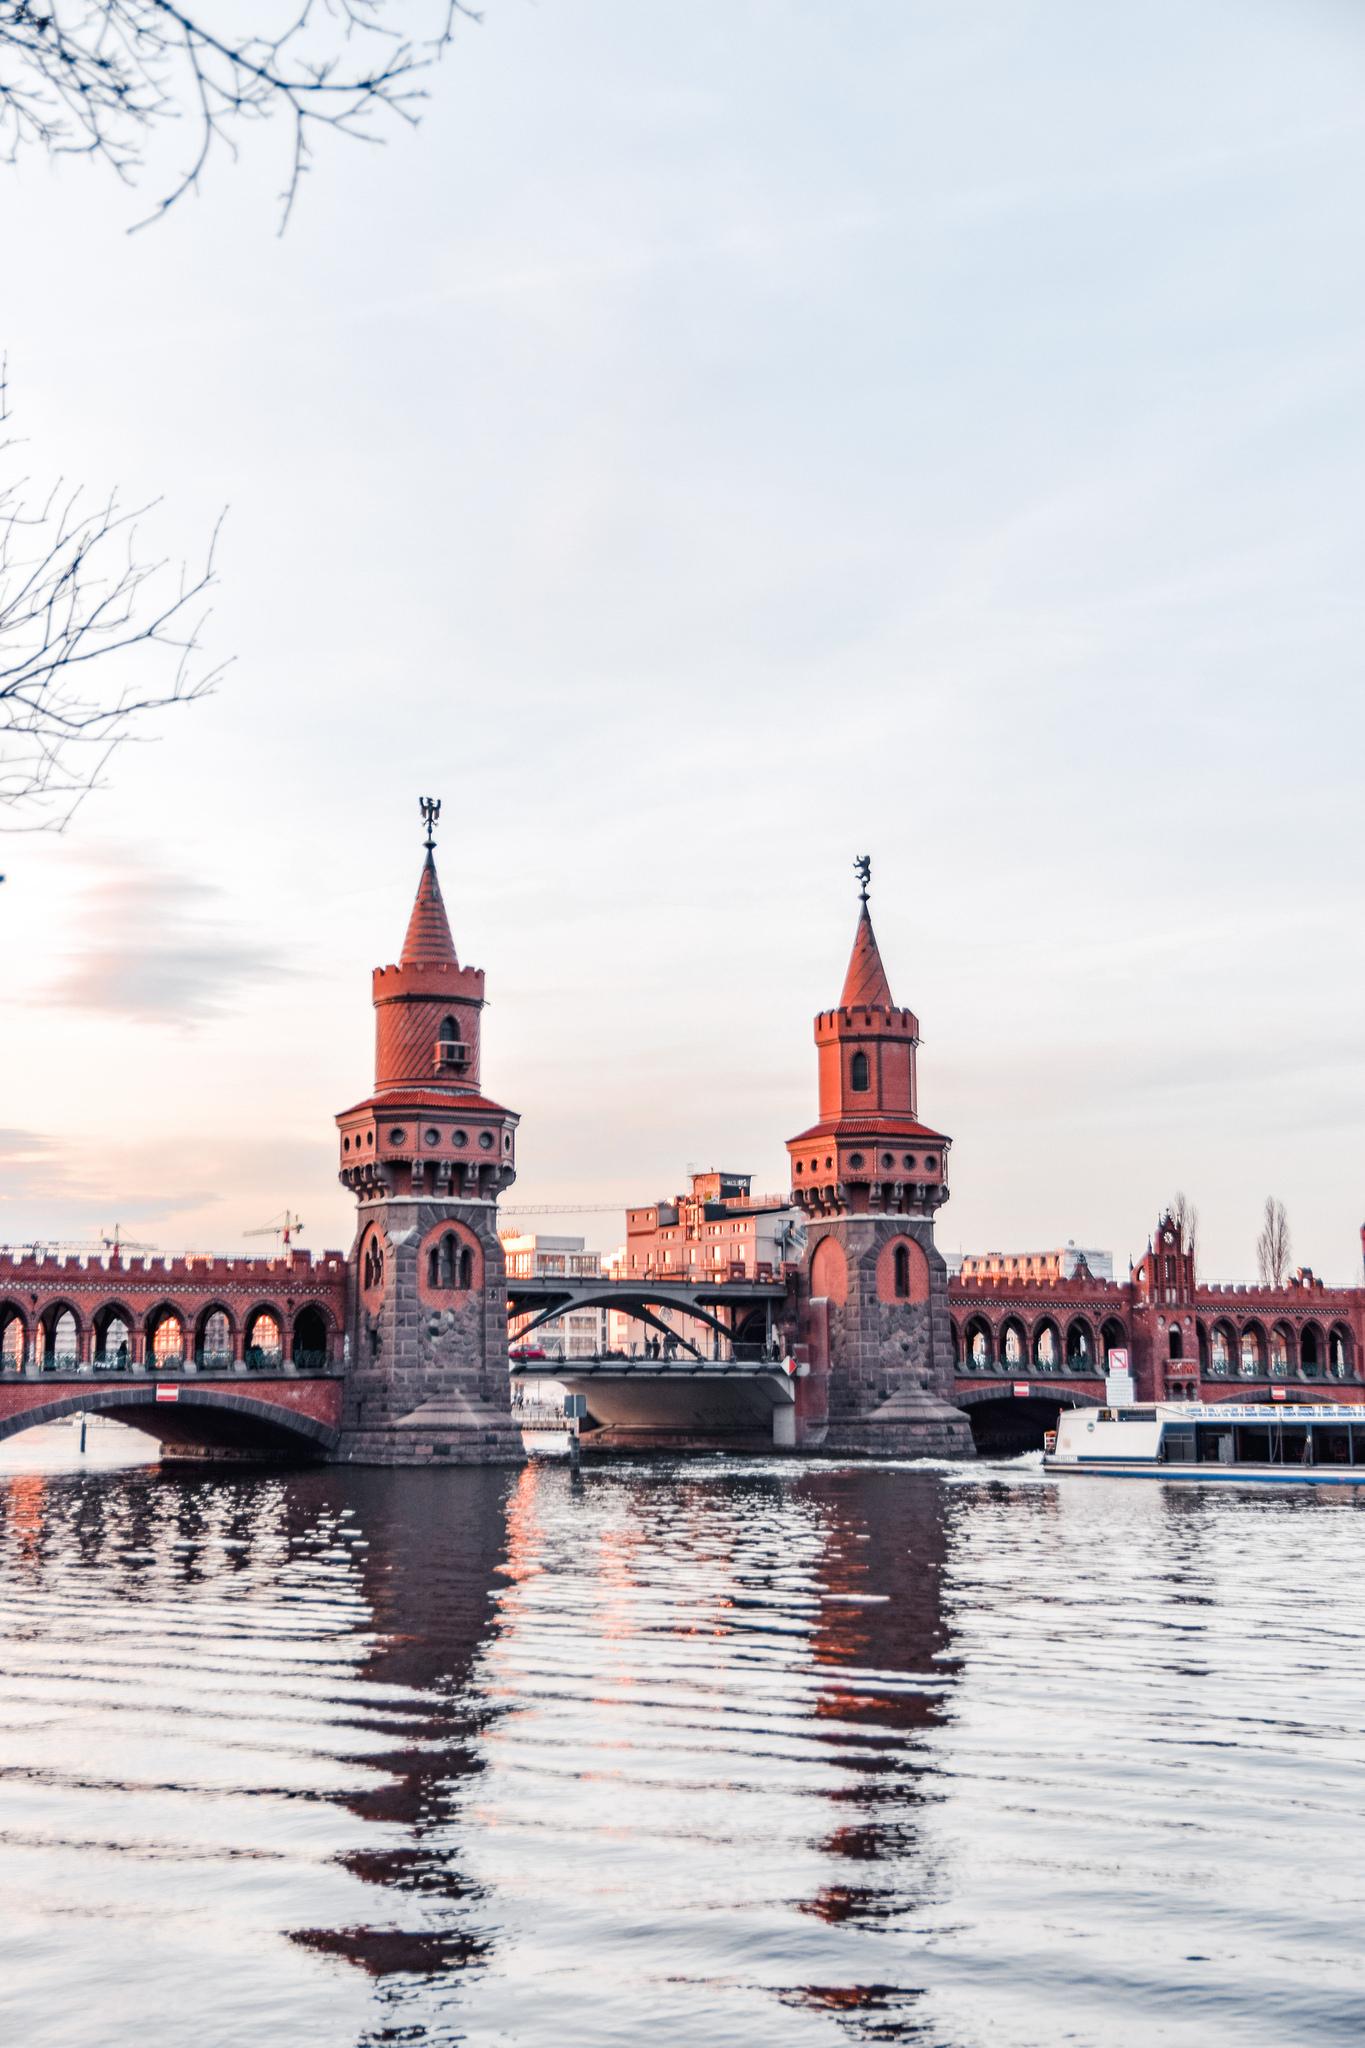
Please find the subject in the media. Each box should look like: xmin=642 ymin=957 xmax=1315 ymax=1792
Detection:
xmin=1 ymin=0 xmax=1363 ymax=1281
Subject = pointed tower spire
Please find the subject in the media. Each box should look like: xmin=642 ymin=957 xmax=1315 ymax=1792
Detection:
xmin=402 ymin=851 xmax=459 ymax=967
xmin=401 ymin=796 xmax=458 ymax=966
xmin=840 ymin=856 xmax=894 ymax=1008
xmin=840 ymin=904 xmax=895 ymax=1008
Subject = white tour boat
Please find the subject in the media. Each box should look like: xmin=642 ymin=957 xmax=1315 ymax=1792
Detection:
xmin=1044 ymin=1402 xmax=1365 ymax=1485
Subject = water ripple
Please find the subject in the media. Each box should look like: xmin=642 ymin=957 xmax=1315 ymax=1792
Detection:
xmin=2 ymin=1437 xmax=1365 ymax=2044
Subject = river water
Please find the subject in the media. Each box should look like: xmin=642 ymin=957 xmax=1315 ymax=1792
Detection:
xmin=2 ymin=1426 xmax=1364 ymax=2048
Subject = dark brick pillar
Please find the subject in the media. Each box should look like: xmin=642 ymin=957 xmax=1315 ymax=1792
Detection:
xmin=336 ymin=1200 xmax=524 ymax=1467
xmin=795 ymin=1216 xmax=972 ymax=1457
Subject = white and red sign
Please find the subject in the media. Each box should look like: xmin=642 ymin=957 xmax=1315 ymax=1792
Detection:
xmin=1013 ymin=1381 xmax=1031 ymax=1399
xmin=154 ymin=1384 xmax=180 ymax=1403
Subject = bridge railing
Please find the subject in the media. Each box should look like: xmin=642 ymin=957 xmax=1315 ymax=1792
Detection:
xmin=0 ymin=1352 xmax=339 ymax=1378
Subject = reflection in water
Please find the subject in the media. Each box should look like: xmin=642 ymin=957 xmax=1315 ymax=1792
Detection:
xmin=2 ymin=1437 xmax=1365 ymax=2047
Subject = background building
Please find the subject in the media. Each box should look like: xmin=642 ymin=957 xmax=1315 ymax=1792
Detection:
xmin=503 ymin=1234 xmax=607 ymax=1359
xmin=952 ymin=1243 xmax=1115 ymax=1283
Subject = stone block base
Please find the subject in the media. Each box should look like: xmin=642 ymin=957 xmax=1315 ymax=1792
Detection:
xmin=821 ymin=1415 xmax=975 ymax=1459
xmin=331 ymin=1425 xmax=525 ymax=1468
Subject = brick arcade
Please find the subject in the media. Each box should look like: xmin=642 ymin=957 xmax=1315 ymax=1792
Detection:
xmin=1 ymin=817 xmax=1362 ymax=1463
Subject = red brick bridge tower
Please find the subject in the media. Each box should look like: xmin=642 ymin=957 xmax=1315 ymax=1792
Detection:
xmin=334 ymin=800 xmax=523 ymax=1464
xmin=786 ymin=860 xmax=971 ymax=1456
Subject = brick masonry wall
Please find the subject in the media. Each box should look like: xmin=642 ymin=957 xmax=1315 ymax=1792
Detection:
xmin=797 ymin=1218 xmax=971 ymax=1454
xmin=343 ymin=1201 xmax=520 ymax=1445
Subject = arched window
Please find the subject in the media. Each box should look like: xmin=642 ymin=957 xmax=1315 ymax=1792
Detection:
xmin=893 ymin=1245 xmax=910 ymax=1299
xmin=459 ymin=1246 xmax=474 ymax=1290
xmin=1168 ymin=1327 xmax=1184 ymax=1360
xmin=850 ymin=1051 xmax=870 ymax=1092
xmin=437 ymin=1016 xmax=465 ymax=1069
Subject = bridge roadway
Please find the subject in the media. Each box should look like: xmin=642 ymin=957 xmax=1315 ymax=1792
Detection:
xmin=505 ymin=1272 xmax=787 ymax=1358
xmin=511 ymin=1351 xmax=800 ymax=1448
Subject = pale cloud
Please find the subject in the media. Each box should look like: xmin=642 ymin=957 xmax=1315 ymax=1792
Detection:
xmin=41 ymin=856 xmax=295 ymax=1026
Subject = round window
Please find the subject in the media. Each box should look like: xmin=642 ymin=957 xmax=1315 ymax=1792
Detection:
xmin=478 ymin=1131 xmax=494 ymax=1151
xmin=881 ymin=1152 xmax=894 ymax=1169
xmin=904 ymin=1154 xmax=917 ymax=1169
xmin=503 ymin=1133 xmax=512 ymax=1152
xmin=366 ymin=1131 xmax=374 ymax=1148
xmin=342 ymin=1137 xmax=351 ymax=1153
xmin=924 ymin=1154 xmax=938 ymax=1171
xmin=848 ymin=1152 xmax=865 ymax=1169
xmin=453 ymin=1129 xmax=467 ymax=1148
xmin=424 ymin=1127 xmax=441 ymax=1147
xmin=389 ymin=1127 xmax=407 ymax=1145
xmin=795 ymin=1161 xmax=803 ymax=1174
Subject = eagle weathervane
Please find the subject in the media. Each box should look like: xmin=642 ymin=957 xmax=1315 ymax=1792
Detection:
xmin=854 ymin=853 xmax=871 ymax=905
xmin=420 ymin=795 xmax=441 ymax=852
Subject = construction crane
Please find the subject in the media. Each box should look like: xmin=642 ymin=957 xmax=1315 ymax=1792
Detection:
xmin=100 ymin=1224 xmax=157 ymax=1256
xmin=244 ymin=1209 xmax=307 ymax=1251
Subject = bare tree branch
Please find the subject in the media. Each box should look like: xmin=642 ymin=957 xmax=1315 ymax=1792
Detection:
xmin=1170 ymin=1189 xmax=1199 ymax=1273
xmin=1256 ymin=1196 xmax=1291 ymax=1289
xmin=0 ymin=367 xmax=226 ymax=830
xmin=0 ymin=0 xmax=477 ymax=229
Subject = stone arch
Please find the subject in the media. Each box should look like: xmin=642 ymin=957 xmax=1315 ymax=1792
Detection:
xmin=1000 ymin=1315 xmax=1027 ymax=1369
xmin=145 ymin=1302 xmax=187 ymax=1370
xmin=0 ymin=1385 xmax=338 ymax=1458
xmin=809 ymin=1234 xmax=848 ymax=1307
xmin=360 ymin=1226 xmax=387 ymax=1307
xmin=963 ymin=1314 xmax=993 ymax=1372
xmin=1032 ymin=1316 xmax=1062 ymax=1372
xmin=1065 ymin=1316 xmax=1095 ymax=1371
xmin=1238 ymin=1319 xmax=1267 ymax=1380
xmin=243 ymin=1304 xmax=285 ymax=1368
xmin=417 ymin=1219 xmax=484 ymax=1308
xmin=38 ymin=1300 xmax=83 ymax=1368
xmin=292 ymin=1305 xmax=331 ymax=1368
xmin=876 ymin=1234 xmax=928 ymax=1305
xmin=1269 ymin=1320 xmax=1294 ymax=1377
xmin=0 ymin=1300 xmax=29 ymax=1370
xmin=1329 ymin=1323 xmax=1354 ymax=1381
xmin=94 ymin=1301 xmax=136 ymax=1368
xmin=957 ymin=1384 xmax=1101 ymax=1455
xmin=1208 ymin=1320 xmax=1235 ymax=1377
xmin=1099 ymin=1317 xmax=1127 ymax=1365
xmin=1299 ymin=1320 xmax=1324 ymax=1378
xmin=1167 ymin=1324 xmax=1185 ymax=1361
xmin=194 ymin=1302 xmax=236 ymax=1368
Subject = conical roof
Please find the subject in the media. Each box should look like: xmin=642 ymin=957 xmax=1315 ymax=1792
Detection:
xmin=840 ymin=902 xmax=894 ymax=1008
xmin=400 ymin=850 xmax=459 ymax=967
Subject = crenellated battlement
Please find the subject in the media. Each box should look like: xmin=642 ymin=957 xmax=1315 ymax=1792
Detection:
xmin=951 ymin=1273 xmax=1130 ymax=1301
xmin=815 ymin=1007 xmax=917 ymax=1035
xmin=0 ymin=1247 xmax=347 ymax=1284
xmin=373 ymin=961 xmax=484 ymax=990
xmin=1195 ymin=1277 xmax=1354 ymax=1304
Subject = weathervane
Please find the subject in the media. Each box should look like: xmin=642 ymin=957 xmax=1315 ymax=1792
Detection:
xmin=420 ymin=795 xmax=441 ymax=852
xmin=854 ymin=853 xmax=871 ymax=904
